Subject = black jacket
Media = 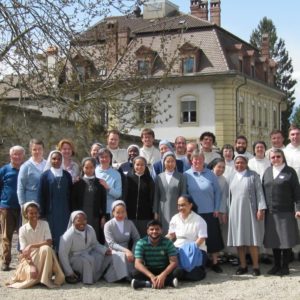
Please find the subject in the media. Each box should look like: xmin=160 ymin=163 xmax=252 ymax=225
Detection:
xmin=262 ymin=165 xmax=300 ymax=213
xmin=125 ymin=169 xmax=154 ymax=220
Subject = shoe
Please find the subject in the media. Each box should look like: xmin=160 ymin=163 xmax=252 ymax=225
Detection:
xmin=172 ymin=277 xmax=178 ymax=288
xmin=131 ymin=279 xmax=148 ymax=289
xmin=1 ymin=264 xmax=10 ymax=271
xmin=235 ymin=266 xmax=248 ymax=275
xmin=229 ymin=256 xmax=239 ymax=266
xmin=211 ymin=263 xmax=223 ymax=273
xmin=280 ymin=266 xmax=290 ymax=276
xmin=260 ymin=255 xmax=272 ymax=265
xmin=252 ymin=268 xmax=261 ymax=276
xmin=267 ymin=265 xmax=281 ymax=275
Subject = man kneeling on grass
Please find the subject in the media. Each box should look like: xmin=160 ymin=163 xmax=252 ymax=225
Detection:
xmin=131 ymin=220 xmax=178 ymax=289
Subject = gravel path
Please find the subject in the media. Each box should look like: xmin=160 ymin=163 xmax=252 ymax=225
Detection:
xmin=1 ymin=234 xmax=300 ymax=300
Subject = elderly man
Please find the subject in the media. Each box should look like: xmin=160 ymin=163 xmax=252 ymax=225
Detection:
xmin=0 ymin=145 xmax=25 ymax=271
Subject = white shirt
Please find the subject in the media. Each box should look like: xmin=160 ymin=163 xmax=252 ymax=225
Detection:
xmin=108 ymin=148 xmax=128 ymax=169
xmin=168 ymin=211 xmax=207 ymax=252
xmin=272 ymin=164 xmax=286 ymax=179
xmin=140 ymin=146 xmax=161 ymax=172
xmin=284 ymin=144 xmax=300 ymax=182
xmin=248 ymin=157 xmax=271 ymax=181
xmin=19 ymin=220 xmax=52 ymax=251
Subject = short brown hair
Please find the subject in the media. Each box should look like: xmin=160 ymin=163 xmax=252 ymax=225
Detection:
xmin=107 ymin=129 xmax=120 ymax=137
xmin=141 ymin=128 xmax=155 ymax=139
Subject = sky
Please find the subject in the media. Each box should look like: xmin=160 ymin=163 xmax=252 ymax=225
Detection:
xmin=169 ymin=0 xmax=300 ymax=108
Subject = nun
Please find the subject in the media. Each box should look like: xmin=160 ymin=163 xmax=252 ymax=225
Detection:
xmin=59 ymin=211 xmax=113 ymax=285
xmin=104 ymin=200 xmax=140 ymax=282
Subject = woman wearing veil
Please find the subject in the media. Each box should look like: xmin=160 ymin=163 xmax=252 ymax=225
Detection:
xmin=38 ymin=150 xmax=72 ymax=251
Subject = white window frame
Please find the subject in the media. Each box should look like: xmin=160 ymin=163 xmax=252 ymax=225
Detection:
xmin=178 ymin=95 xmax=199 ymax=126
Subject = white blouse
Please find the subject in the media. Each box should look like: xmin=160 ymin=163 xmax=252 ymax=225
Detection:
xmin=168 ymin=211 xmax=207 ymax=252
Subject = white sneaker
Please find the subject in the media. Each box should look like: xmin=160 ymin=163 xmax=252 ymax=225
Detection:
xmin=172 ymin=277 xmax=179 ymax=288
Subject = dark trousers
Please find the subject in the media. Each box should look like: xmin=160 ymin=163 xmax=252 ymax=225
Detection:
xmin=0 ymin=208 xmax=20 ymax=265
xmin=132 ymin=268 xmax=175 ymax=286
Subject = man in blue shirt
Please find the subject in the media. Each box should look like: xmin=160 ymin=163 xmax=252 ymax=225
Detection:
xmin=0 ymin=145 xmax=25 ymax=271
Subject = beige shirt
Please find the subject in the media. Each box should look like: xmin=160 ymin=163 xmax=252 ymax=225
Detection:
xmin=19 ymin=220 xmax=52 ymax=250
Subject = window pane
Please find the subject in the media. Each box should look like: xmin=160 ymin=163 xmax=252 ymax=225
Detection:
xmin=183 ymin=57 xmax=194 ymax=74
xmin=138 ymin=60 xmax=150 ymax=74
xmin=181 ymin=99 xmax=196 ymax=123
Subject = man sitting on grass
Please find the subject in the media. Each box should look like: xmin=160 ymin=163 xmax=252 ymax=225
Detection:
xmin=131 ymin=220 xmax=178 ymax=289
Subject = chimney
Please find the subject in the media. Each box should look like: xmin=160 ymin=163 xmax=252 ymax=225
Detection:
xmin=210 ymin=0 xmax=221 ymax=26
xmin=190 ymin=0 xmax=208 ymax=21
xmin=261 ymin=33 xmax=270 ymax=59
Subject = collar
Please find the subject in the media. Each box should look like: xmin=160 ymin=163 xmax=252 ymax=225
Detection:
xmin=24 ymin=221 xmax=40 ymax=231
xmin=147 ymin=235 xmax=163 ymax=246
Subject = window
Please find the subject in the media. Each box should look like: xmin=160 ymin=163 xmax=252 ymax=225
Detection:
xmin=182 ymin=57 xmax=195 ymax=74
xmin=239 ymin=100 xmax=245 ymax=124
xmin=179 ymin=42 xmax=201 ymax=75
xmin=239 ymin=60 xmax=243 ymax=73
xmin=138 ymin=103 xmax=152 ymax=124
xmin=251 ymin=65 xmax=255 ymax=78
xmin=137 ymin=59 xmax=151 ymax=75
xmin=258 ymin=105 xmax=262 ymax=127
xmin=251 ymin=103 xmax=256 ymax=126
xmin=273 ymin=108 xmax=277 ymax=129
xmin=264 ymin=106 xmax=268 ymax=127
xmin=76 ymin=66 xmax=86 ymax=82
xmin=99 ymin=103 xmax=108 ymax=127
xmin=181 ymin=99 xmax=196 ymax=123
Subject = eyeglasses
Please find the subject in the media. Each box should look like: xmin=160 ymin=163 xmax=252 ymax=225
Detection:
xmin=270 ymin=155 xmax=282 ymax=159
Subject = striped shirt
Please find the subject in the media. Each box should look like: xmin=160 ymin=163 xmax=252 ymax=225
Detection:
xmin=135 ymin=236 xmax=177 ymax=269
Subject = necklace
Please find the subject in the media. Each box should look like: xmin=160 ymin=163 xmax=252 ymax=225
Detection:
xmin=55 ymin=176 xmax=62 ymax=189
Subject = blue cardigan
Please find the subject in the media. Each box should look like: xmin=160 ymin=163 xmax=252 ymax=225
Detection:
xmin=17 ymin=159 xmax=46 ymax=205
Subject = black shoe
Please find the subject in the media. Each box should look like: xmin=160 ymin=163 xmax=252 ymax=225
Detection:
xmin=211 ymin=263 xmax=223 ymax=273
xmin=236 ymin=266 xmax=248 ymax=275
xmin=298 ymin=252 xmax=300 ymax=262
xmin=252 ymin=268 xmax=261 ymax=276
xmin=1 ymin=264 xmax=10 ymax=271
xmin=260 ymin=255 xmax=272 ymax=265
xmin=280 ymin=266 xmax=290 ymax=276
xmin=131 ymin=279 xmax=151 ymax=289
xmin=267 ymin=265 xmax=281 ymax=275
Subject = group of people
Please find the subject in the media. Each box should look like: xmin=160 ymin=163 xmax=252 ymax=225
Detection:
xmin=0 ymin=126 xmax=300 ymax=289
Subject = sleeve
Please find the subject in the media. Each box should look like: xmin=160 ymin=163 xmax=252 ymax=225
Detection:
xmin=19 ymin=226 xmax=27 ymax=251
xmin=290 ymin=168 xmax=300 ymax=211
xmin=168 ymin=216 xmax=176 ymax=234
xmin=130 ymin=221 xmax=140 ymax=244
xmin=212 ymin=173 xmax=222 ymax=211
xmin=134 ymin=239 xmax=144 ymax=260
xmin=17 ymin=163 xmax=27 ymax=206
xmin=104 ymin=221 xmax=127 ymax=252
xmin=0 ymin=167 xmax=4 ymax=197
xmin=108 ymin=171 xmax=122 ymax=199
xmin=166 ymin=239 xmax=177 ymax=257
xmin=219 ymin=178 xmax=229 ymax=213
xmin=153 ymin=176 xmax=161 ymax=214
xmin=254 ymin=172 xmax=267 ymax=210
xmin=197 ymin=217 xmax=208 ymax=239
xmin=58 ymin=232 xmax=74 ymax=276
xmin=90 ymin=226 xmax=107 ymax=255
xmin=37 ymin=173 xmax=48 ymax=218
xmin=179 ymin=173 xmax=187 ymax=195
xmin=99 ymin=183 xmax=107 ymax=216
xmin=42 ymin=221 xmax=52 ymax=241
xmin=70 ymin=180 xmax=80 ymax=211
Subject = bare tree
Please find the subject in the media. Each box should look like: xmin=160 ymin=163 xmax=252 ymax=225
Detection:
xmin=0 ymin=0 xmax=176 ymax=134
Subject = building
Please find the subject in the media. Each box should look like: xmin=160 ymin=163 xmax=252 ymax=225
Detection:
xmin=1 ymin=0 xmax=286 ymax=149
